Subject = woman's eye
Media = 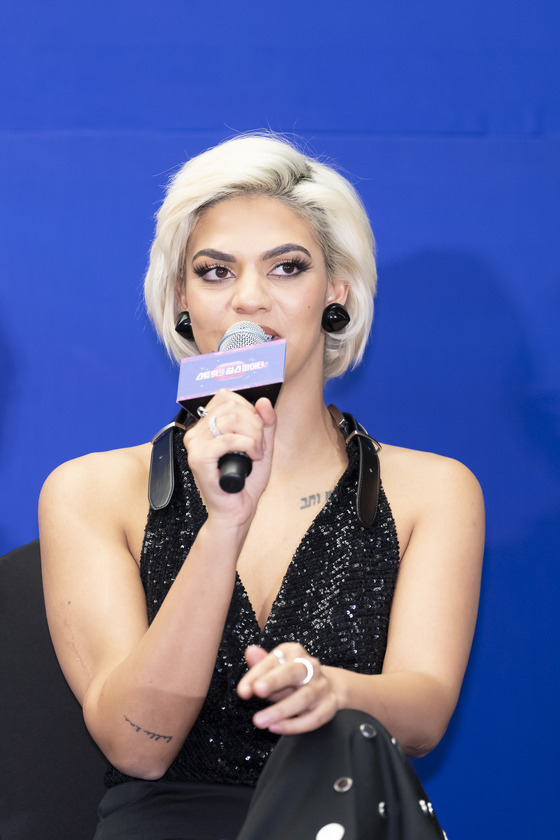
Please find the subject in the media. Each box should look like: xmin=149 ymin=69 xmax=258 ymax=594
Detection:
xmin=270 ymin=260 xmax=309 ymax=277
xmin=195 ymin=265 xmax=233 ymax=281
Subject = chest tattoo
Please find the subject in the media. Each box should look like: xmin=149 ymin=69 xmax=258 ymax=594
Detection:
xmin=300 ymin=490 xmax=332 ymax=510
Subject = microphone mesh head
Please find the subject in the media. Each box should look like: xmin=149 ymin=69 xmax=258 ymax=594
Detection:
xmin=218 ymin=322 xmax=272 ymax=352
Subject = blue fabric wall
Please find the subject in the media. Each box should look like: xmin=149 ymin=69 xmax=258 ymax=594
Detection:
xmin=1 ymin=2 xmax=558 ymax=836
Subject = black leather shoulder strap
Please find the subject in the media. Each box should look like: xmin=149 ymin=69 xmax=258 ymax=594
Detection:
xmin=148 ymin=409 xmax=189 ymax=510
xmin=327 ymin=404 xmax=381 ymax=529
xmin=147 ymin=406 xmax=381 ymax=527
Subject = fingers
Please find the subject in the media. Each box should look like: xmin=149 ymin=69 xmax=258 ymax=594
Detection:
xmin=186 ymin=391 xmax=268 ymax=463
xmin=253 ymin=684 xmax=338 ymax=735
xmin=238 ymin=643 xmax=339 ymax=734
xmin=183 ymin=392 xmax=276 ymax=520
xmin=244 ymin=644 xmax=268 ymax=670
xmin=238 ymin=643 xmax=315 ymax=699
xmin=252 ymin=654 xmax=318 ymax=697
xmin=238 ymin=645 xmax=295 ymax=705
xmin=254 ymin=396 xmax=276 ymax=428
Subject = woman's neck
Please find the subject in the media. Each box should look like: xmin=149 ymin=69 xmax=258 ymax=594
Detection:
xmin=271 ymin=376 xmax=346 ymax=472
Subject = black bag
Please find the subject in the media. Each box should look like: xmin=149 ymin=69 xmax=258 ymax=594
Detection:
xmin=237 ymin=709 xmax=447 ymax=840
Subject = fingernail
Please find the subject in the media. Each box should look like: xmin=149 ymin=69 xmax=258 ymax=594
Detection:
xmin=254 ymin=712 xmax=269 ymax=727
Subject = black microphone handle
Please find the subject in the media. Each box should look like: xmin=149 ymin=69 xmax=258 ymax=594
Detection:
xmin=218 ymin=451 xmax=253 ymax=493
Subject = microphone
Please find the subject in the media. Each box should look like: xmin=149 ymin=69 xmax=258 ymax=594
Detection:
xmin=216 ymin=323 xmax=271 ymax=492
xmin=177 ymin=322 xmax=286 ymax=493
xmin=218 ymin=322 xmax=273 ymax=352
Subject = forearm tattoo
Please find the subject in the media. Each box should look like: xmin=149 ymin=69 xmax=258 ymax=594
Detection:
xmin=123 ymin=714 xmax=173 ymax=744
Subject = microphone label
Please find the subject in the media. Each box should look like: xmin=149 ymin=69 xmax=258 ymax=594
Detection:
xmin=177 ymin=340 xmax=286 ymax=416
xmin=195 ymin=359 xmax=269 ymax=381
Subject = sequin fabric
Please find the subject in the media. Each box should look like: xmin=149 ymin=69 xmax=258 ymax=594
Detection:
xmin=106 ymin=427 xmax=400 ymax=788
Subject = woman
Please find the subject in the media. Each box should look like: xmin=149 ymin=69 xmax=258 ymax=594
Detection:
xmin=39 ymin=134 xmax=484 ymax=839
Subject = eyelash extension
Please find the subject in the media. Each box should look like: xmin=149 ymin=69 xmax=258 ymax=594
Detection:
xmin=272 ymin=257 xmax=312 ymax=273
xmin=193 ymin=262 xmax=228 ymax=278
xmin=192 ymin=256 xmax=312 ymax=279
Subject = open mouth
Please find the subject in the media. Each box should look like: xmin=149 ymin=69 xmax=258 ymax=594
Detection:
xmin=260 ymin=327 xmax=280 ymax=341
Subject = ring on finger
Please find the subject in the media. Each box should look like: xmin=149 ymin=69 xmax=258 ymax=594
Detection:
xmin=272 ymin=648 xmax=286 ymax=665
xmin=294 ymin=656 xmax=314 ymax=686
xmin=208 ymin=415 xmax=221 ymax=438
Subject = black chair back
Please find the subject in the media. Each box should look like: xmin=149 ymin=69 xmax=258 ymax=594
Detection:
xmin=0 ymin=541 xmax=106 ymax=840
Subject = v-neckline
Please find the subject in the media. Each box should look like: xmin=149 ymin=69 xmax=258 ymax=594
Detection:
xmin=235 ymin=446 xmax=356 ymax=635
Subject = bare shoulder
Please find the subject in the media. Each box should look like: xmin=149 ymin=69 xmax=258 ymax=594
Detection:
xmin=39 ymin=442 xmax=152 ymax=564
xmin=379 ymin=442 xmax=482 ymax=494
xmin=41 ymin=442 xmax=151 ymax=506
xmin=378 ymin=442 xmax=484 ymax=555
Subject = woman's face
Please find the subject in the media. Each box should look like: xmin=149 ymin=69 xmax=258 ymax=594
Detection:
xmin=179 ymin=195 xmax=347 ymax=384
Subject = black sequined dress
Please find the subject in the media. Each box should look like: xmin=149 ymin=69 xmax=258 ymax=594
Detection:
xmin=105 ymin=427 xmax=400 ymax=789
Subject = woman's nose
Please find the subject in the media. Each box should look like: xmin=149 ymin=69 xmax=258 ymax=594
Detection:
xmin=231 ymin=271 xmax=271 ymax=314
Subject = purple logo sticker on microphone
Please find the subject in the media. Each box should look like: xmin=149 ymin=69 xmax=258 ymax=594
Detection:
xmin=196 ymin=358 xmax=270 ymax=382
xmin=177 ymin=340 xmax=286 ymax=417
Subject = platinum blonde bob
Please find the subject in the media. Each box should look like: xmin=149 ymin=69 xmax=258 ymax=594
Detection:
xmin=144 ymin=133 xmax=377 ymax=381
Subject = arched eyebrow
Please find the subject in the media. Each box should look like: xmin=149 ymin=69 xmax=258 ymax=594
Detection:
xmin=191 ymin=244 xmax=312 ymax=264
xmin=261 ymin=244 xmax=312 ymax=261
xmin=192 ymin=248 xmax=236 ymax=262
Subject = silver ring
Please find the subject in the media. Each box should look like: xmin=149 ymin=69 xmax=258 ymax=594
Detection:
xmin=208 ymin=415 xmax=221 ymax=437
xmin=197 ymin=406 xmax=208 ymax=418
xmin=294 ymin=656 xmax=314 ymax=686
xmin=272 ymin=648 xmax=286 ymax=665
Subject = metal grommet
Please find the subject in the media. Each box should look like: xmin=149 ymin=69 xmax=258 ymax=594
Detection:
xmin=333 ymin=776 xmax=353 ymax=793
xmin=378 ymin=801 xmax=388 ymax=818
xmin=360 ymin=722 xmax=377 ymax=739
xmin=316 ymin=823 xmax=345 ymax=840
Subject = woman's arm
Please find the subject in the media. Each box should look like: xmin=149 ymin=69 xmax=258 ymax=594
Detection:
xmin=237 ymin=452 xmax=484 ymax=756
xmin=40 ymin=394 xmax=276 ymax=779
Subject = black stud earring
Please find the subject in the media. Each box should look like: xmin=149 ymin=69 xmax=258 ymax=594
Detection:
xmin=321 ymin=303 xmax=351 ymax=333
xmin=175 ymin=311 xmax=194 ymax=341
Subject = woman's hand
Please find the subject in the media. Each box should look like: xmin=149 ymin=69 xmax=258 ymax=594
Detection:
xmin=184 ymin=392 xmax=276 ymax=528
xmin=237 ymin=644 xmax=340 ymax=734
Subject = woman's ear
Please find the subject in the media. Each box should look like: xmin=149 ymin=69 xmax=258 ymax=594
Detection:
xmin=326 ymin=279 xmax=349 ymax=307
xmin=176 ymin=283 xmax=188 ymax=312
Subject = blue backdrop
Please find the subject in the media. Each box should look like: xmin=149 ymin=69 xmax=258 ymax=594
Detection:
xmin=1 ymin=2 xmax=559 ymax=837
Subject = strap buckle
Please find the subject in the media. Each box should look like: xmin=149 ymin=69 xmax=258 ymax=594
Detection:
xmin=345 ymin=429 xmax=382 ymax=452
xmin=151 ymin=420 xmax=187 ymax=446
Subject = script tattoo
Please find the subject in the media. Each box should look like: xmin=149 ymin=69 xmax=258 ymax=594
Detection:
xmin=123 ymin=715 xmax=173 ymax=744
xmin=300 ymin=490 xmax=331 ymax=510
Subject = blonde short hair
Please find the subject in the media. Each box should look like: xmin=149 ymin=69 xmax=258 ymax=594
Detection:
xmin=144 ymin=133 xmax=376 ymax=380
